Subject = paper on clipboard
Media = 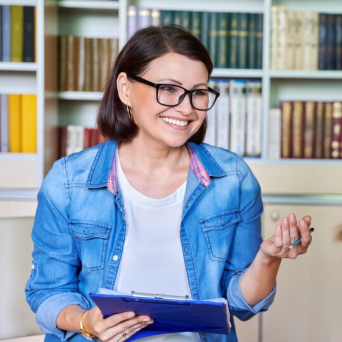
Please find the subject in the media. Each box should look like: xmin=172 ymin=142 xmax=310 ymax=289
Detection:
xmin=90 ymin=288 xmax=231 ymax=341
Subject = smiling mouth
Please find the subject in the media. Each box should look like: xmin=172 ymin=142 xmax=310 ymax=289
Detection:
xmin=159 ymin=116 xmax=190 ymax=127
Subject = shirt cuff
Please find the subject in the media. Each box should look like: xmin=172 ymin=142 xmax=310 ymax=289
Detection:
xmin=227 ymin=271 xmax=276 ymax=314
xmin=36 ymin=292 xmax=90 ymax=340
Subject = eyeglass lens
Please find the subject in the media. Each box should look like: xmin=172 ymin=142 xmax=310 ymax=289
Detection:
xmin=157 ymin=85 xmax=216 ymax=110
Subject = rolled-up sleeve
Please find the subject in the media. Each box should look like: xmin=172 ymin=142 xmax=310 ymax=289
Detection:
xmin=223 ymin=156 xmax=276 ymax=321
xmin=25 ymin=158 xmax=87 ymax=337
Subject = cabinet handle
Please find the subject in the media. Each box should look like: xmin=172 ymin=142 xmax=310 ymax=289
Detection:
xmin=271 ymin=211 xmax=279 ymax=221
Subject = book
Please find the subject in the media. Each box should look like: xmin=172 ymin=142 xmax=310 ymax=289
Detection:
xmin=331 ymin=102 xmax=342 ymax=159
xmin=8 ymin=94 xmax=21 ymax=153
xmin=1 ymin=5 xmax=11 ymax=62
xmin=200 ymin=12 xmax=210 ymax=52
xmin=286 ymin=11 xmax=296 ymax=70
xmin=256 ymin=13 xmax=263 ymax=69
xmin=190 ymin=12 xmax=201 ymax=40
xmin=161 ymin=10 xmax=174 ymax=26
xmin=137 ymin=8 xmax=151 ymax=30
xmin=335 ymin=15 xmax=342 ymax=70
xmin=23 ymin=6 xmax=35 ymax=62
xmin=236 ymin=13 xmax=248 ymax=69
xmin=229 ymin=79 xmax=246 ymax=156
xmin=247 ymin=13 xmax=257 ymax=69
xmin=268 ymin=108 xmax=281 ymax=159
xmin=216 ymin=13 xmax=229 ymax=69
xmin=77 ymin=36 xmax=86 ymax=91
xmin=310 ymin=12 xmax=319 ymax=70
xmin=270 ymin=6 xmax=279 ymax=70
xmin=277 ymin=6 xmax=287 ymax=70
xmin=209 ymin=12 xmax=217 ymax=68
xmin=66 ymin=35 xmax=76 ymax=91
xmin=291 ymin=101 xmax=304 ymax=158
xmin=323 ymin=102 xmax=333 ymax=158
xmin=318 ymin=13 xmax=327 ymax=70
xmin=246 ymin=80 xmax=262 ymax=157
xmin=281 ymin=101 xmax=292 ymax=158
xmin=21 ymin=94 xmax=37 ymax=153
xmin=314 ymin=101 xmax=324 ymax=158
xmin=293 ymin=12 xmax=304 ymax=70
xmin=127 ymin=6 xmax=137 ymax=39
xmin=92 ymin=38 xmax=99 ymax=92
xmin=59 ymin=36 xmax=67 ymax=91
xmin=215 ymin=79 xmax=230 ymax=150
xmin=150 ymin=9 xmax=161 ymax=26
xmin=302 ymin=12 xmax=313 ymax=70
xmin=11 ymin=5 xmax=23 ymax=62
xmin=303 ymin=101 xmax=315 ymax=158
xmin=179 ymin=11 xmax=191 ymax=30
xmin=228 ymin=13 xmax=238 ymax=68
xmin=0 ymin=94 xmax=9 ymax=153
xmin=326 ymin=14 xmax=336 ymax=70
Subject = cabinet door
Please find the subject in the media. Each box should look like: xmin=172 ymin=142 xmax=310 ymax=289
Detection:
xmin=261 ymin=205 xmax=342 ymax=342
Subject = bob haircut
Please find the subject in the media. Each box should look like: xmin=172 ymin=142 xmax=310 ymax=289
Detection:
xmin=97 ymin=25 xmax=213 ymax=143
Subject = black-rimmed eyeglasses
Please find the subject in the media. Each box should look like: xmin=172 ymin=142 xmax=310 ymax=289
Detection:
xmin=127 ymin=74 xmax=220 ymax=111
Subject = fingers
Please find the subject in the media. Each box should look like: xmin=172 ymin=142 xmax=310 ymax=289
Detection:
xmin=281 ymin=217 xmax=291 ymax=249
xmin=116 ymin=321 xmax=151 ymax=342
xmin=288 ymin=213 xmax=299 ymax=245
xmin=297 ymin=218 xmax=312 ymax=249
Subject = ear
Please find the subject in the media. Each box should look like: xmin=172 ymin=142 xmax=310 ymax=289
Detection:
xmin=117 ymin=72 xmax=132 ymax=107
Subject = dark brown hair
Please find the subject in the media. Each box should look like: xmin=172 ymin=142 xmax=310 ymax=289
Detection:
xmin=97 ymin=25 xmax=213 ymax=143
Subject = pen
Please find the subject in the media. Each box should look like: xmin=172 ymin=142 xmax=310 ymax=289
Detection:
xmin=289 ymin=227 xmax=314 ymax=248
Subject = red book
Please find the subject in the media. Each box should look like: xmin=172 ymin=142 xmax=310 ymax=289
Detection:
xmin=303 ymin=101 xmax=316 ymax=158
xmin=84 ymin=128 xmax=91 ymax=149
xmin=281 ymin=101 xmax=292 ymax=158
xmin=291 ymin=101 xmax=304 ymax=159
xmin=331 ymin=102 xmax=342 ymax=159
xmin=323 ymin=102 xmax=333 ymax=159
xmin=314 ymin=102 xmax=324 ymax=158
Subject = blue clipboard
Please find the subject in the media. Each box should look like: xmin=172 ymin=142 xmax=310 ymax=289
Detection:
xmin=89 ymin=291 xmax=231 ymax=341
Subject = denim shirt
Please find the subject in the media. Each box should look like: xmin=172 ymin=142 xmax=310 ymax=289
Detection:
xmin=25 ymin=140 xmax=275 ymax=342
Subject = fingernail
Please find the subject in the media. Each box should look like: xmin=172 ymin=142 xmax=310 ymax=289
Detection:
xmin=143 ymin=318 xmax=151 ymax=322
xmin=289 ymin=214 xmax=295 ymax=221
xmin=127 ymin=312 xmax=135 ymax=318
xmin=283 ymin=218 xmax=287 ymax=224
xmin=300 ymin=220 xmax=305 ymax=227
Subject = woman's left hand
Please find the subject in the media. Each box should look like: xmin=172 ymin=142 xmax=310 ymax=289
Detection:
xmin=260 ymin=214 xmax=312 ymax=260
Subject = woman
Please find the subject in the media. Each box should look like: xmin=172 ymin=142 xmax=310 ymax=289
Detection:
xmin=26 ymin=25 xmax=312 ymax=342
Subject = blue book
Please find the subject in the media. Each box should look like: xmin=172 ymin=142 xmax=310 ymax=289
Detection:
xmin=1 ymin=5 xmax=10 ymax=62
xmin=0 ymin=6 xmax=2 ymax=61
xmin=23 ymin=6 xmax=35 ymax=62
xmin=90 ymin=289 xmax=231 ymax=341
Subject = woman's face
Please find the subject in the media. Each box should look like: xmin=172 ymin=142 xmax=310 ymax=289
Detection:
xmin=127 ymin=52 xmax=209 ymax=149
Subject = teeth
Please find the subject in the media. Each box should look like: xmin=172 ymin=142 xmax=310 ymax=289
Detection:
xmin=160 ymin=117 xmax=189 ymax=127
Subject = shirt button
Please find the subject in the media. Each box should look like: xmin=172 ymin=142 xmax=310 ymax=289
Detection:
xmin=113 ymin=255 xmax=119 ymax=261
xmin=31 ymin=264 xmax=35 ymax=270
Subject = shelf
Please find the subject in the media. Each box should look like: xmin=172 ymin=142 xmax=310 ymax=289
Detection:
xmin=212 ymin=69 xmax=263 ymax=78
xmin=58 ymin=91 xmax=103 ymax=101
xmin=0 ymin=0 xmax=36 ymax=5
xmin=0 ymin=62 xmax=37 ymax=72
xmin=268 ymin=70 xmax=342 ymax=79
xmin=245 ymin=158 xmax=342 ymax=166
xmin=0 ymin=153 xmax=38 ymax=160
xmin=57 ymin=0 xmax=120 ymax=10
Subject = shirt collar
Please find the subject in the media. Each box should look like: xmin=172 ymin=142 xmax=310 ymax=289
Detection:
xmin=107 ymin=145 xmax=211 ymax=195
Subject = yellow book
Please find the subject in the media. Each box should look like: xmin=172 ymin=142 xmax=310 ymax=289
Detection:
xmin=9 ymin=94 xmax=21 ymax=153
xmin=21 ymin=94 xmax=37 ymax=153
xmin=11 ymin=5 xmax=24 ymax=62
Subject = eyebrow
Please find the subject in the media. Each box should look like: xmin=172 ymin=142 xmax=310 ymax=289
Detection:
xmin=157 ymin=78 xmax=208 ymax=88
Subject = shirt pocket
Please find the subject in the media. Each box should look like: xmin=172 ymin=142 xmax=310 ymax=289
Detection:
xmin=199 ymin=210 xmax=241 ymax=261
xmin=69 ymin=221 xmax=111 ymax=271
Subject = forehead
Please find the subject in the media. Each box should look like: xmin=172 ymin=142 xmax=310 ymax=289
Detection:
xmin=143 ymin=53 xmax=209 ymax=84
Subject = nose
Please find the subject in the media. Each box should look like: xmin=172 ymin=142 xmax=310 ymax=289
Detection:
xmin=176 ymin=93 xmax=192 ymax=116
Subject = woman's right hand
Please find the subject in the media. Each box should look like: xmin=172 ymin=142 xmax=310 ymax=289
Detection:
xmin=84 ymin=306 xmax=154 ymax=341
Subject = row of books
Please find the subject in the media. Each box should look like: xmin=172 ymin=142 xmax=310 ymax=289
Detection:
xmin=205 ymin=78 xmax=262 ymax=157
xmin=58 ymin=126 xmax=107 ymax=158
xmin=0 ymin=94 xmax=37 ymax=153
xmin=127 ymin=7 xmax=263 ymax=69
xmin=270 ymin=6 xmax=342 ymax=71
xmin=59 ymin=36 xmax=119 ymax=92
xmin=277 ymin=101 xmax=342 ymax=159
xmin=0 ymin=6 xmax=35 ymax=63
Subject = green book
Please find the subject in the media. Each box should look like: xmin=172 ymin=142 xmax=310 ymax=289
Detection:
xmin=201 ymin=12 xmax=210 ymax=52
xmin=216 ymin=12 xmax=230 ymax=68
xmin=173 ymin=11 xmax=182 ymax=26
xmin=180 ymin=11 xmax=191 ymax=30
xmin=247 ymin=13 xmax=257 ymax=69
xmin=256 ymin=13 xmax=263 ymax=69
xmin=191 ymin=12 xmax=201 ymax=40
xmin=228 ymin=12 xmax=238 ymax=68
xmin=236 ymin=13 xmax=248 ymax=69
xmin=209 ymin=12 xmax=218 ymax=68
xmin=11 ymin=5 xmax=24 ymax=62
xmin=161 ymin=10 xmax=174 ymax=25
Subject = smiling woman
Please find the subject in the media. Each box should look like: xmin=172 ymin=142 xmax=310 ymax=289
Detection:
xmin=25 ymin=25 xmax=313 ymax=342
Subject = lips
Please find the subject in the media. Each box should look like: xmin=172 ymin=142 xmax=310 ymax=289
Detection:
xmin=159 ymin=116 xmax=190 ymax=127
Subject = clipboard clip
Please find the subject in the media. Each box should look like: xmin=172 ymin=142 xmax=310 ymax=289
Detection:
xmin=131 ymin=291 xmax=189 ymax=300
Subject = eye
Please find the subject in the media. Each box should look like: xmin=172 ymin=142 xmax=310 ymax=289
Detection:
xmin=159 ymin=85 xmax=178 ymax=93
xmin=192 ymin=89 xmax=208 ymax=97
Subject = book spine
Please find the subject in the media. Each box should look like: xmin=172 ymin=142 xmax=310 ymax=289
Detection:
xmin=173 ymin=11 xmax=182 ymax=26
xmin=268 ymin=108 xmax=281 ymax=159
xmin=59 ymin=36 xmax=67 ymax=91
xmin=310 ymin=12 xmax=319 ymax=70
xmin=286 ymin=11 xmax=295 ymax=70
xmin=21 ymin=94 xmax=37 ymax=153
xmin=294 ymin=12 xmax=304 ymax=70
xmin=66 ymin=35 xmax=75 ymax=91
xmin=323 ymin=102 xmax=333 ymax=158
xmin=161 ymin=10 xmax=174 ymax=25
xmin=2 ymin=6 xmax=11 ymax=62
xmin=23 ymin=6 xmax=35 ymax=62
xmin=303 ymin=101 xmax=316 ymax=158
xmin=209 ymin=12 xmax=217 ymax=68
xmin=256 ymin=13 xmax=263 ymax=69
xmin=335 ymin=14 xmax=342 ymax=70
xmin=215 ymin=79 xmax=230 ymax=150
xmin=9 ymin=94 xmax=21 ymax=153
xmin=280 ymin=101 xmax=292 ymax=158
xmin=216 ymin=13 xmax=229 ymax=69
xmin=0 ymin=94 xmax=9 ymax=153
xmin=277 ymin=6 xmax=287 ymax=70
xmin=236 ymin=13 xmax=248 ymax=69
xmin=302 ymin=12 xmax=313 ymax=70
xmin=0 ymin=6 xmax=2 ymax=61
xmin=314 ymin=101 xmax=324 ymax=158
xmin=318 ymin=14 xmax=327 ymax=70
xmin=180 ymin=11 xmax=191 ymax=30
xmin=150 ymin=9 xmax=161 ymax=26
xmin=247 ymin=13 xmax=256 ymax=69
xmin=127 ymin=6 xmax=137 ymax=39
xmin=291 ymin=101 xmax=304 ymax=158
xmin=270 ymin=6 xmax=279 ymax=70
xmin=229 ymin=79 xmax=246 ymax=156
xmin=331 ymin=101 xmax=342 ymax=159
xmin=246 ymin=80 xmax=262 ymax=157
xmin=92 ymin=38 xmax=99 ymax=92
xmin=326 ymin=14 xmax=336 ymax=70
xmin=229 ymin=13 xmax=238 ymax=69
xmin=11 ymin=5 xmax=23 ymax=62
xmin=204 ymin=79 xmax=217 ymax=146
xmin=190 ymin=12 xmax=201 ymax=40
xmin=137 ymin=7 xmax=151 ymax=30
xmin=84 ymin=38 xmax=92 ymax=92
xmin=78 ymin=36 xmax=85 ymax=91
